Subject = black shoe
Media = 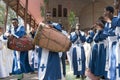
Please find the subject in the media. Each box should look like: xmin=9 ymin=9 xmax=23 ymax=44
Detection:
xmin=100 ymin=76 xmax=105 ymax=79
xmin=81 ymin=75 xmax=86 ymax=80
xmin=76 ymin=75 xmax=80 ymax=78
xmin=9 ymin=73 xmax=12 ymax=75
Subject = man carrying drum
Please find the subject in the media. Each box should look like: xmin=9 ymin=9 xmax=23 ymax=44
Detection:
xmin=37 ymin=12 xmax=66 ymax=80
xmin=4 ymin=18 xmax=34 ymax=80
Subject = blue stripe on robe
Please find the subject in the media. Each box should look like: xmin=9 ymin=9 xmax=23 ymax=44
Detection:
xmin=118 ymin=64 xmax=120 ymax=77
xmin=107 ymin=17 xmax=118 ymax=80
xmin=116 ymin=16 xmax=120 ymax=78
xmin=95 ymin=44 xmax=106 ymax=76
xmin=89 ymin=30 xmax=108 ymax=77
xmin=38 ymin=22 xmax=62 ymax=80
xmin=70 ymin=31 xmax=86 ymax=76
xmin=11 ymin=26 xmax=34 ymax=74
xmin=12 ymin=51 xmax=34 ymax=74
xmin=44 ymin=51 xmax=61 ymax=80
xmin=108 ymin=17 xmax=119 ymax=36
xmin=20 ymin=51 xmax=34 ymax=73
xmin=72 ymin=46 xmax=86 ymax=75
xmin=86 ymin=30 xmax=94 ymax=43
xmin=12 ymin=51 xmax=22 ymax=74
xmin=109 ymin=42 xmax=117 ymax=80
xmin=38 ymin=48 xmax=62 ymax=80
xmin=61 ymin=52 xmax=66 ymax=77
xmin=31 ymin=47 xmax=39 ymax=71
xmin=89 ymin=44 xmax=98 ymax=75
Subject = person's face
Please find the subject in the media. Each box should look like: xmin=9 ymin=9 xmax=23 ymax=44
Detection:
xmin=103 ymin=9 xmax=113 ymax=21
xmin=31 ymin=28 xmax=35 ymax=32
xmin=114 ymin=0 xmax=120 ymax=10
xmin=46 ymin=14 xmax=52 ymax=21
xmin=103 ymin=9 xmax=110 ymax=17
xmin=12 ymin=20 xmax=18 ymax=27
xmin=76 ymin=25 xmax=80 ymax=30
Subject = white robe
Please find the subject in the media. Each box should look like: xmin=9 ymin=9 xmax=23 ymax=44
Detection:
xmin=83 ymin=42 xmax=91 ymax=69
xmin=0 ymin=35 xmax=10 ymax=78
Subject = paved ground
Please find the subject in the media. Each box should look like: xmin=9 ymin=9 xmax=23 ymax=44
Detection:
xmin=0 ymin=73 xmax=38 ymax=80
xmin=0 ymin=65 xmax=91 ymax=80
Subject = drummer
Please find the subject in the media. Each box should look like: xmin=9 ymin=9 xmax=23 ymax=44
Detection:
xmin=38 ymin=12 xmax=65 ymax=80
xmin=4 ymin=18 xmax=34 ymax=79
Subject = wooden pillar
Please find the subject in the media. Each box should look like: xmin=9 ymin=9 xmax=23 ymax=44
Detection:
xmin=29 ymin=15 xmax=31 ymax=30
xmin=34 ymin=20 xmax=35 ymax=28
xmin=4 ymin=0 xmax=9 ymax=32
xmin=16 ymin=0 xmax=19 ymax=18
xmin=68 ymin=0 xmax=71 ymax=31
xmin=24 ymin=0 xmax=28 ymax=29
xmin=92 ymin=0 xmax=95 ymax=24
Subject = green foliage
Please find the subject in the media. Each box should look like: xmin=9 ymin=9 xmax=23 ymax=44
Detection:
xmin=68 ymin=11 xmax=76 ymax=28
xmin=0 ymin=1 xmax=16 ymax=26
xmin=40 ymin=6 xmax=45 ymax=17
xmin=0 ymin=2 xmax=5 ymax=25
xmin=44 ymin=0 xmax=49 ymax=4
xmin=7 ymin=8 xmax=16 ymax=24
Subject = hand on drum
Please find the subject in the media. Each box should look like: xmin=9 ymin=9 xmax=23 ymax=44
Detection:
xmin=47 ymin=24 xmax=53 ymax=28
xmin=39 ymin=23 xmax=53 ymax=28
xmin=4 ymin=32 xmax=11 ymax=37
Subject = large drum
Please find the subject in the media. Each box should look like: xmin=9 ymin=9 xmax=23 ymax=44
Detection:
xmin=7 ymin=35 xmax=35 ymax=51
xmin=34 ymin=23 xmax=71 ymax=52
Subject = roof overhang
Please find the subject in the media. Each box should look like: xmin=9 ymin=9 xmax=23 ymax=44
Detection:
xmin=3 ymin=0 xmax=44 ymax=28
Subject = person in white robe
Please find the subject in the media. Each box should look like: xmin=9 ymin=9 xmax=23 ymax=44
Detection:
xmin=0 ymin=28 xmax=9 ymax=78
xmin=66 ymin=28 xmax=75 ymax=72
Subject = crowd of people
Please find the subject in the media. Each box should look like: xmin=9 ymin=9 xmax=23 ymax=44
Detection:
xmin=67 ymin=0 xmax=120 ymax=80
xmin=0 ymin=0 xmax=120 ymax=80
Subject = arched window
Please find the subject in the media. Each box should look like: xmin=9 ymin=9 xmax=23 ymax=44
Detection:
xmin=63 ymin=8 xmax=67 ymax=17
xmin=52 ymin=8 xmax=56 ymax=17
xmin=58 ymin=5 xmax=62 ymax=17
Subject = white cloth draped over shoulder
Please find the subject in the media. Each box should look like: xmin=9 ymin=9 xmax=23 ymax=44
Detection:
xmin=0 ymin=35 xmax=13 ymax=78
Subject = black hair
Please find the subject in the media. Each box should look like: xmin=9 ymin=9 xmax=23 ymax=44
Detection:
xmin=105 ymin=6 xmax=114 ymax=14
xmin=98 ymin=16 xmax=106 ymax=25
xmin=11 ymin=18 xmax=18 ymax=22
xmin=95 ymin=20 xmax=104 ymax=29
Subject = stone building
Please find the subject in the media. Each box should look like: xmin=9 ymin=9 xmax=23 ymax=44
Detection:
xmin=45 ymin=0 xmax=115 ymax=31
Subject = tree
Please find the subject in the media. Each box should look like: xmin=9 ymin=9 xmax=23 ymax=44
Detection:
xmin=40 ymin=0 xmax=49 ymax=21
xmin=0 ymin=1 xmax=5 ymax=26
xmin=0 ymin=1 xmax=16 ymax=27
xmin=40 ymin=6 xmax=45 ymax=17
xmin=68 ymin=11 xmax=76 ymax=28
